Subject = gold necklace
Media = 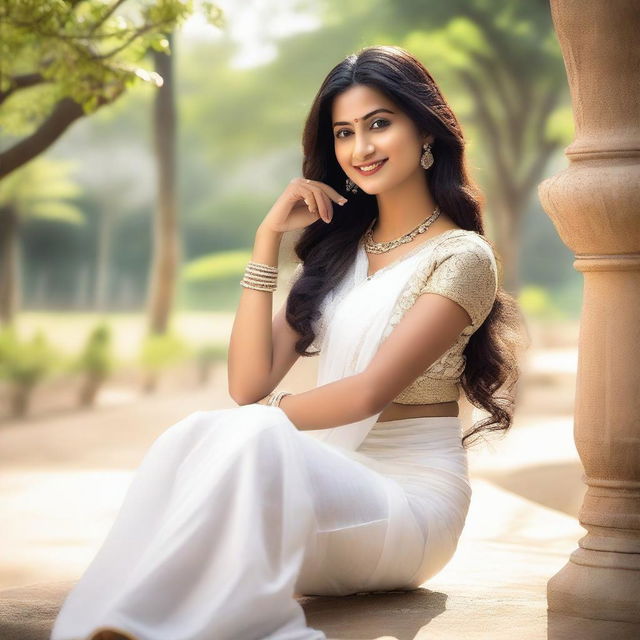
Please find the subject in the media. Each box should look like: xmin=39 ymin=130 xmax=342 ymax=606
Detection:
xmin=364 ymin=206 xmax=441 ymax=254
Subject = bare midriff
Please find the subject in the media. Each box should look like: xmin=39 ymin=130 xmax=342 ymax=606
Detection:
xmin=376 ymin=400 xmax=459 ymax=423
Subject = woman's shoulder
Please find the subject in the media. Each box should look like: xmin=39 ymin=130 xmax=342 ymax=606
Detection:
xmin=429 ymin=228 xmax=497 ymax=265
xmin=414 ymin=228 xmax=498 ymax=292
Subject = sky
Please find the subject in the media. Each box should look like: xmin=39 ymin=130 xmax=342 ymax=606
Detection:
xmin=180 ymin=0 xmax=322 ymax=68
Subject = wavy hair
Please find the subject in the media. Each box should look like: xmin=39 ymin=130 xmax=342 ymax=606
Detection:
xmin=285 ymin=45 xmax=527 ymax=448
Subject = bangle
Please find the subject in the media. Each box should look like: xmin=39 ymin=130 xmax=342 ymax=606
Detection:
xmin=267 ymin=391 xmax=292 ymax=407
xmin=240 ymin=261 xmax=279 ymax=292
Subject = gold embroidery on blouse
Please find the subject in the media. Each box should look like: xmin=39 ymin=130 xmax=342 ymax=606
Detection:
xmin=381 ymin=231 xmax=498 ymax=404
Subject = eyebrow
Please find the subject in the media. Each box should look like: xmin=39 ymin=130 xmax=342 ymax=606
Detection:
xmin=332 ymin=108 xmax=395 ymax=128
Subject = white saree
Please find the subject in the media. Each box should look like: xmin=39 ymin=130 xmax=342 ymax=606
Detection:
xmin=50 ymin=233 xmax=472 ymax=640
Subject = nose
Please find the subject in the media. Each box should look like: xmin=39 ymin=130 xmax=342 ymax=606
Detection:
xmin=352 ymin=131 xmax=375 ymax=164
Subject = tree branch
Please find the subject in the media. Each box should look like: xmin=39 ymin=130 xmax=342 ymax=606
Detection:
xmin=0 ymin=73 xmax=49 ymax=105
xmin=93 ymin=18 xmax=175 ymax=59
xmin=87 ymin=0 xmax=129 ymax=37
xmin=0 ymin=91 xmax=122 ymax=180
xmin=520 ymin=138 xmax=558 ymax=198
xmin=465 ymin=48 xmax=523 ymax=166
xmin=531 ymin=81 xmax=563 ymax=150
xmin=458 ymin=67 xmax=517 ymax=204
xmin=459 ymin=6 xmax=524 ymax=84
xmin=519 ymin=86 xmax=563 ymax=195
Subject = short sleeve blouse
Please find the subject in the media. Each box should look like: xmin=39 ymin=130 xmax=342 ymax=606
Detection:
xmin=418 ymin=234 xmax=498 ymax=331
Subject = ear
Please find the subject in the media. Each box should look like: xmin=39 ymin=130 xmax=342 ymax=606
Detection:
xmin=423 ymin=134 xmax=435 ymax=145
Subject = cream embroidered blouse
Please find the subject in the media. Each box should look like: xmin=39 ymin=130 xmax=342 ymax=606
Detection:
xmin=289 ymin=229 xmax=498 ymax=405
xmin=382 ymin=230 xmax=498 ymax=403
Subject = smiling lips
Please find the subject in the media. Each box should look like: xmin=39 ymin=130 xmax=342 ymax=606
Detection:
xmin=354 ymin=159 xmax=388 ymax=175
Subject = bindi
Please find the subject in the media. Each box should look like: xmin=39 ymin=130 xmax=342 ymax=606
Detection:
xmin=332 ymin=108 xmax=394 ymax=128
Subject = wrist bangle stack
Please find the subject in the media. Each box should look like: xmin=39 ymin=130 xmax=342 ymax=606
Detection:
xmin=266 ymin=391 xmax=292 ymax=407
xmin=240 ymin=261 xmax=278 ymax=292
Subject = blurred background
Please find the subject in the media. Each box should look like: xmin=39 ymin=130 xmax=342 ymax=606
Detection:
xmin=0 ymin=0 xmax=584 ymax=590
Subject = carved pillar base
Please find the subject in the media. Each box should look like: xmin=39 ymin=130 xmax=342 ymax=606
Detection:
xmin=548 ymin=547 xmax=640 ymax=618
xmin=548 ymin=610 xmax=640 ymax=640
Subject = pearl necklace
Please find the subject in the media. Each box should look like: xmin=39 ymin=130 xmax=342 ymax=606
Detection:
xmin=364 ymin=206 xmax=441 ymax=254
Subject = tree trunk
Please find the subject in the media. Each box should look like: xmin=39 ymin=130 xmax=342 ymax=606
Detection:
xmin=78 ymin=372 xmax=105 ymax=407
xmin=94 ymin=204 xmax=114 ymax=312
xmin=10 ymin=382 xmax=33 ymax=418
xmin=494 ymin=204 xmax=522 ymax=294
xmin=0 ymin=204 xmax=21 ymax=326
xmin=146 ymin=32 xmax=179 ymax=336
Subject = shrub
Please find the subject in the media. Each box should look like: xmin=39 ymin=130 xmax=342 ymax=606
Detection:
xmin=139 ymin=332 xmax=191 ymax=393
xmin=0 ymin=327 xmax=60 ymax=417
xmin=195 ymin=342 xmax=227 ymax=385
xmin=73 ymin=323 xmax=116 ymax=407
xmin=518 ymin=285 xmax=566 ymax=321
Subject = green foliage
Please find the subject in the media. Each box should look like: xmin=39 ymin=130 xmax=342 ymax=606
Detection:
xmin=199 ymin=1 xmax=225 ymax=29
xmin=518 ymin=284 xmax=569 ymax=321
xmin=139 ymin=332 xmax=191 ymax=372
xmin=0 ymin=156 xmax=84 ymax=224
xmin=0 ymin=326 xmax=60 ymax=385
xmin=0 ymin=0 xmax=223 ymax=132
xmin=182 ymin=249 xmax=253 ymax=282
xmin=74 ymin=322 xmax=115 ymax=376
xmin=176 ymin=280 xmax=242 ymax=312
xmin=180 ymin=248 xmax=254 ymax=312
xmin=195 ymin=342 xmax=227 ymax=363
xmin=545 ymin=104 xmax=575 ymax=146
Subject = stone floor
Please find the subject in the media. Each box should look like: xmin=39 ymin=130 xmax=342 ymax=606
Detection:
xmin=0 ymin=479 xmax=608 ymax=639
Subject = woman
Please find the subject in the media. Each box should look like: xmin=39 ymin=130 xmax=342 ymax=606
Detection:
xmin=50 ymin=45 xmax=524 ymax=640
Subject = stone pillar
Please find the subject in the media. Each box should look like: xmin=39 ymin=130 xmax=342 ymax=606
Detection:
xmin=538 ymin=1 xmax=640 ymax=637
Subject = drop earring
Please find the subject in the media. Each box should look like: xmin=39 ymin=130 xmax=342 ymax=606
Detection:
xmin=345 ymin=177 xmax=359 ymax=194
xmin=420 ymin=142 xmax=434 ymax=170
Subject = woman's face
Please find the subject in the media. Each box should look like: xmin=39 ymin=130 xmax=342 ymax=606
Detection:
xmin=331 ymin=84 xmax=428 ymax=195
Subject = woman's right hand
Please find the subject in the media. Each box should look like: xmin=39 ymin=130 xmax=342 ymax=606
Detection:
xmin=260 ymin=177 xmax=348 ymax=234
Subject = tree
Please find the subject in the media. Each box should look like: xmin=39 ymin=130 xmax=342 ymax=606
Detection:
xmin=147 ymin=29 xmax=178 ymax=335
xmin=0 ymin=158 xmax=84 ymax=324
xmin=395 ymin=1 xmax=572 ymax=292
xmin=0 ymin=0 xmax=223 ymax=322
xmin=0 ymin=0 xmax=223 ymax=180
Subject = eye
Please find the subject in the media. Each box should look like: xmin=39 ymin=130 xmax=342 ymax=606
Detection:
xmin=335 ymin=118 xmax=390 ymax=139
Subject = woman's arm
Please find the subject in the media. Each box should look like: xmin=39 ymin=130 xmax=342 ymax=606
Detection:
xmin=227 ymin=178 xmax=346 ymax=405
xmin=264 ymin=372 xmax=375 ymax=430
xmin=227 ymin=224 xmax=285 ymax=404
xmin=276 ymin=292 xmax=472 ymax=431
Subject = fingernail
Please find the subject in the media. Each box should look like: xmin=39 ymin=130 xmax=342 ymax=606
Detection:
xmin=338 ymin=198 xmax=347 ymax=206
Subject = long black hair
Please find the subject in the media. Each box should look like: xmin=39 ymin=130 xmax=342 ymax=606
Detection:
xmin=285 ymin=45 xmax=526 ymax=448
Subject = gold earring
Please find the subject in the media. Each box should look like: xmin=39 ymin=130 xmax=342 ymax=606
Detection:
xmin=420 ymin=143 xmax=434 ymax=170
